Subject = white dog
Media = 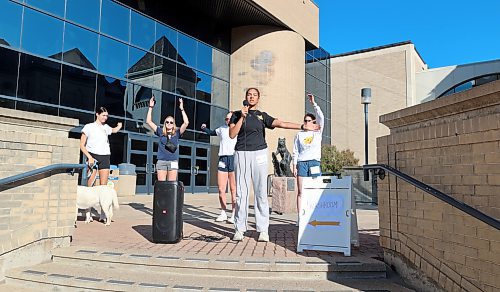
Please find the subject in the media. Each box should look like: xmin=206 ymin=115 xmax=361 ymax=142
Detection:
xmin=76 ymin=185 xmax=119 ymax=226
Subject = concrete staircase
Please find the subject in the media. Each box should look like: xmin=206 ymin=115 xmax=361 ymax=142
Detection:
xmin=3 ymin=246 xmax=413 ymax=291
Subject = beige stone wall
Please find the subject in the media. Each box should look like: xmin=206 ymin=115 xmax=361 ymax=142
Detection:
xmin=231 ymin=26 xmax=305 ymax=173
xmin=377 ymin=81 xmax=500 ymax=291
xmin=0 ymin=108 xmax=80 ymax=278
xmin=251 ymin=0 xmax=319 ymax=47
xmin=331 ymin=45 xmax=415 ymax=164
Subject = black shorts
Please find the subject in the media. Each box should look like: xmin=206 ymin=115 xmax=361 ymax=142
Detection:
xmin=89 ymin=153 xmax=111 ymax=170
xmin=218 ymin=155 xmax=234 ymax=172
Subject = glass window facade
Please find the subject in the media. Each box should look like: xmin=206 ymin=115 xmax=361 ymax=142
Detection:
xmin=0 ymin=0 xmax=230 ymax=193
xmin=305 ymin=48 xmax=332 ymax=145
xmin=439 ymin=73 xmax=500 ymax=98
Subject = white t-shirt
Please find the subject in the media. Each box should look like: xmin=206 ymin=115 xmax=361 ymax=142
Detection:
xmin=293 ymin=102 xmax=325 ymax=166
xmin=82 ymin=122 xmax=112 ymax=155
xmin=215 ymin=125 xmax=237 ymax=156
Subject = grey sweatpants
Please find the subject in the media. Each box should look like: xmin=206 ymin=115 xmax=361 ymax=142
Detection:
xmin=234 ymin=148 xmax=269 ymax=233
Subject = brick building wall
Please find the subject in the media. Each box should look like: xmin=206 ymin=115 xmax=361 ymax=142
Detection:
xmin=0 ymin=108 xmax=80 ymax=280
xmin=377 ymin=80 xmax=500 ymax=291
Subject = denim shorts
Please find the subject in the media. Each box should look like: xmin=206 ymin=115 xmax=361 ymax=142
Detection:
xmin=297 ymin=160 xmax=322 ymax=177
xmin=156 ymin=160 xmax=179 ymax=171
xmin=217 ymin=155 xmax=234 ymax=172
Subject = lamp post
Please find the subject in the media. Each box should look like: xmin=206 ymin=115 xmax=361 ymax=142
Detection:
xmin=361 ymin=88 xmax=371 ymax=181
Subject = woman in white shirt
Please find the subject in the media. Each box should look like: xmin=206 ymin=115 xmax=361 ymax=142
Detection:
xmin=80 ymin=107 xmax=122 ymax=187
xmin=293 ymin=94 xmax=324 ymax=220
xmin=201 ymin=112 xmax=237 ymax=223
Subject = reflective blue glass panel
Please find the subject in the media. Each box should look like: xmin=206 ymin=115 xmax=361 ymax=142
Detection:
xmin=195 ymin=101 xmax=210 ymax=131
xmin=131 ymin=10 xmax=155 ymax=51
xmin=177 ymin=33 xmax=196 ymax=67
xmin=174 ymin=97 xmax=194 ymax=130
xmin=0 ymin=47 xmax=19 ymax=97
xmin=63 ymin=23 xmax=98 ymax=70
xmin=59 ymin=108 xmax=94 ymax=124
xmin=155 ymin=23 xmax=177 ymax=60
xmin=98 ymin=36 xmax=128 ymax=78
xmin=0 ymin=1 xmax=23 ymax=48
xmin=22 ymin=8 xmax=64 ymax=59
xmin=455 ymin=80 xmax=473 ymax=93
xmin=176 ymin=63 xmax=196 ymax=98
xmin=17 ymin=53 xmax=61 ymax=105
xmin=17 ymin=100 xmax=58 ymax=116
xmin=66 ymin=0 xmax=100 ymax=30
xmin=26 ymin=0 xmax=65 ymax=17
xmin=100 ymin=0 xmax=129 ymax=42
xmin=60 ymin=65 xmax=96 ymax=111
xmin=195 ymin=71 xmax=211 ymax=103
xmin=158 ymin=92 xmax=176 ymax=125
xmin=197 ymin=43 xmax=212 ymax=74
xmin=127 ymin=46 xmax=155 ymax=87
xmin=123 ymin=82 xmax=152 ymax=128
xmin=154 ymin=56 xmax=176 ymax=93
xmin=96 ymin=75 xmax=126 ymax=117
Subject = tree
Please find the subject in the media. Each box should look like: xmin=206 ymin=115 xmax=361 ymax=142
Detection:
xmin=321 ymin=145 xmax=359 ymax=174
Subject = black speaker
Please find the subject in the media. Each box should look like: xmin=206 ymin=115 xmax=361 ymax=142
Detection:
xmin=152 ymin=181 xmax=184 ymax=243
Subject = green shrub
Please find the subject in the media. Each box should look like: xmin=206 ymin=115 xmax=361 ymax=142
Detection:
xmin=321 ymin=145 xmax=359 ymax=174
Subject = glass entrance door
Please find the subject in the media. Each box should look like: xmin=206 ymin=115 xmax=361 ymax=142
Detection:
xmin=177 ymin=141 xmax=210 ymax=194
xmin=127 ymin=134 xmax=156 ymax=194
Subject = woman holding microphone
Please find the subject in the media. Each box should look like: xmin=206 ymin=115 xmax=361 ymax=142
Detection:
xmin=229 ymin=88 xmax=320 ymax=242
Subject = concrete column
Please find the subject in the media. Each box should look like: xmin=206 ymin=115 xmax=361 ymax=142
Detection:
xmin=230 ymin=26 xmax=305 ymax=174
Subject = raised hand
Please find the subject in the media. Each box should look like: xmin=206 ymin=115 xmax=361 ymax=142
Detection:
xmin=178 ymin=98 xmax=184 ymax=111
xmin=201 ymin=123 xmax=207 ymax=130
xmin=307 ymin=93 xmax=315 ymax=104
xmin=149 ymin=96 xmax=155 ymax=108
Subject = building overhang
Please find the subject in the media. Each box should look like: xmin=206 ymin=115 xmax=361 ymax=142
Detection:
xmin=118 ymin=0 xmax=319 ymax=51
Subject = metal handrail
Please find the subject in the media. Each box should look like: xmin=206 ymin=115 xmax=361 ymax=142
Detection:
xmin=0 ymin=163 xmax=86 ymax=186
xmin=364 ymin=164 xmax=500 ymax=230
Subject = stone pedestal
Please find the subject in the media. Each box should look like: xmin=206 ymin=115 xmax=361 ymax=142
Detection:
xmin=270 ymin=176 xmax=297 ymax=214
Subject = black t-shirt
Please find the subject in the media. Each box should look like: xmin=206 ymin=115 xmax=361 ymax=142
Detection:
xmin=230 ymin=110 xmax=275 ymax=151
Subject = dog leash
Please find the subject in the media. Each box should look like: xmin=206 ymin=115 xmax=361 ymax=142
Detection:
xmin=87 ymin=160 xmax=99 ymax=186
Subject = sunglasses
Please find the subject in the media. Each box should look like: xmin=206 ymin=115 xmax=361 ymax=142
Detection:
xmin=165 ymin=121 xmax=174 ymax=124
xmin=225 ymin=118 xmax=230 ymax=121
xmin=304 ymin=119 xmax=316 ymax=124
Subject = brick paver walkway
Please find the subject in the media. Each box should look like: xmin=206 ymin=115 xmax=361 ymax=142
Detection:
xmin=72 ymin=194 xmax=382 ymax=261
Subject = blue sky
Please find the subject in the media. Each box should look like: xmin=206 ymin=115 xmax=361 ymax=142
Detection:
xmin=315 ymin=0 xmax=500 ymax=68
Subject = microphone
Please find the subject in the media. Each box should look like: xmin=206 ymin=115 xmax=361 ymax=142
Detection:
xmin=242 ymin=100 xmax=250 ymax=118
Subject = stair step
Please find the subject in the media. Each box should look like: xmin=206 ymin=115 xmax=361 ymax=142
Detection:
xmin=52 ymin=246 xmax=386 ymax=280
xmin=4 ymin=261 xmax=412 ymax=292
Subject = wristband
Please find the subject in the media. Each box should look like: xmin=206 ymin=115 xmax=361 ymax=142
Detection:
xmin=149 ymin=106 xmax=154 ymax=108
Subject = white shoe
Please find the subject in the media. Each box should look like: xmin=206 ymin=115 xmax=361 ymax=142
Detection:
xmin=227 ymin=214 xmax=235 ymax=224
xmin=258 ymin=232 xmax=269 ymax=242
xmin=215 ymin=211 xmax=228 ymax=222
xmin=232 ymin=231 xmax=244 ymax=241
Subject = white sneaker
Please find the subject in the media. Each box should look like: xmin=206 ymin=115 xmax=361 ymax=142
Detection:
xmin=258 ymin=232 xmax=269 ymax=242
xmin=227 ymin=213 xmax=235 ymax=224
xmin=232 ymin=231 xmax=244 ymax=241
xmin=215 ymin=211 xmax=227 ymax=222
